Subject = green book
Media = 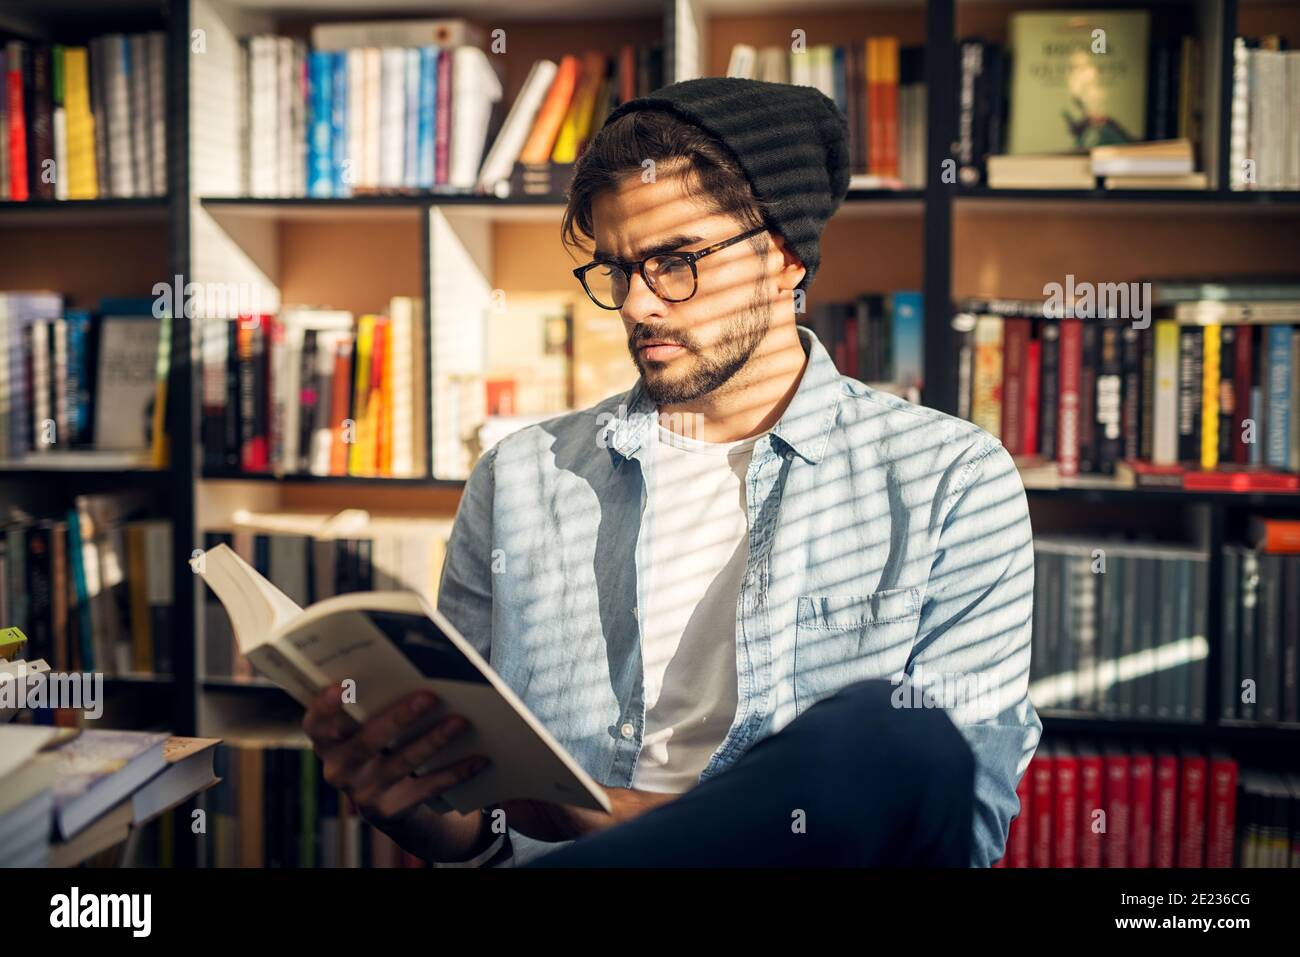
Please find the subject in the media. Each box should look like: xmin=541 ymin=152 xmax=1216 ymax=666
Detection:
xmin=1008 ymin=10 xmax=1150 ymax=154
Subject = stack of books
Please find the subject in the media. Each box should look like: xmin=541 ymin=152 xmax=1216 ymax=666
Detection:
xmin=1 ymin=34 xmax=167 ymax=201
xmin=953 ymin=276 xmax=1300 ymax=488
xmin=2 ymin=492 xmax=173 ymax=678
xmin=199 ymin=300 xmax=426 ymax=478
xmin=796 ymin=290 xmax=924 ymax=394
xmin=725 ymin=38 xmax=926 ymax=189
xmin=965 ymin=11 xmax=1207 ymax=190
xmin=998 ymin=747 xmax=1242 ymax=868
xmin=1 ymin=293 xmax=168 ymax=466
xmin=1230 ymin=36 xmax=1300 ymax=191
xmin=1030 ymin=538 xmax=1208 ymax=722
xmin=1220 ymin=518 xmax=1300 ymax=725
xmin=0 ymin=726 xmax=218 ymax=867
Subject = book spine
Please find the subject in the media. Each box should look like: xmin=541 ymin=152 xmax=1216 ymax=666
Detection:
xmin=1177 ymin=754 xmax=1207 ymax=867
xmin=1120 ymin=326 xmax=1142 ymax=462
xmin=1206 ymin=757 xmax=1239 ymax=868
xmin=1265 ymin=325 xmax=1293 ymax=468
xmin=1176 ymin=326 xmax=1202 ymax=464
xmin=1038 ymin=320 xmax=1059 ymax=461
xmin=1200 ymin=323 xmax=1221 ymax=469
xmin=1153 ymin=753 xmax=1179 ymax=868
xmin=1095 ymin=323 xmax=1122 ymax=474
xmin=1129 ymin=752 xmax=1154 ymax=869
xmin=1001 ymin=317 xmax=1027 ymax=455
xmin=1057 ymin=319 xmax=1082 ymax=477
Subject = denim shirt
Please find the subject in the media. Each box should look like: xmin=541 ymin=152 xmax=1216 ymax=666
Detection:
xmin=437 ymin=325 xmax=1041 ymax=867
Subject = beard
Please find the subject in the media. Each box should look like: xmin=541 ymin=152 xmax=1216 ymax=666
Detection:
xmin=628 ymin=285 xmax=772 ymax=405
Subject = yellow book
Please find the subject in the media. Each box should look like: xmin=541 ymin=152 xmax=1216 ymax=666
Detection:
xmin=348 ymin=315 xmax=375 ymax=476
xmin=551 ymin=54 xmax=603 ymax=163
xmin=1200 ymin=323 xmax=1220 ymax=470
xmin=125 ymin=525 xmax=152 ymax=673
xmin=378 ymin=316 xmax=393 ymax=476
xmin=63 ymin=47 xmax=98 ymax=199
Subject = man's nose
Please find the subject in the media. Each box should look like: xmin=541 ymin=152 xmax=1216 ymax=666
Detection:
xmin=619 ymin=268 xmax=664 ymax=324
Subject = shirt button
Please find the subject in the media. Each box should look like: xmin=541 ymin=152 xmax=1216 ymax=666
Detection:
xmin=620 ymin=723 xmax=635 ymax=739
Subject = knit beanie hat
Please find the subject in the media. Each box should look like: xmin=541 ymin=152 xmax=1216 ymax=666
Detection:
xmin=601 ymin=77 xmax=851 ymax=290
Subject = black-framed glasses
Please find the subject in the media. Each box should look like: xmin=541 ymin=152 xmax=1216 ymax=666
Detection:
xmin=572 ymin=226 xmax=768 ymax=310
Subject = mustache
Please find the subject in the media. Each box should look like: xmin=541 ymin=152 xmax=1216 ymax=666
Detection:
xmin=629 ymin=326 xmax=694 ymax=350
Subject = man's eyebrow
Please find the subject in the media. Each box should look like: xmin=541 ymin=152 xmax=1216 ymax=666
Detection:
xmin=592 ymin=234 xmax=705 ymax=262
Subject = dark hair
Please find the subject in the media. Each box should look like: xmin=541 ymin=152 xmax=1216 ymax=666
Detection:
xmin=561 ymin=109 xmax=773 ymax=262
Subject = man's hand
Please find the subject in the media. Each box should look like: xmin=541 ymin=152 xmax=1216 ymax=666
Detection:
xmin=498 ymin=788 xmax=678 ymax=843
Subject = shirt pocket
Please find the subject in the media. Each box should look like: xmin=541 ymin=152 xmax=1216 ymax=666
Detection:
xmin=793 ymin=587 xmax=922 ymax=716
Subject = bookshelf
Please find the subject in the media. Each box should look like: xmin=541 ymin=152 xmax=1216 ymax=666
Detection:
xmin=3 ymin=0 xmax=1299 ymax=868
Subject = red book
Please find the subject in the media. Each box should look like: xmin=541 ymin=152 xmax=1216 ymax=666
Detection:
xmin=1057 ymin=319 xmax=1083 ymax=477
xmin=1103 ymin=750 xmax=1131 ymax=868
xmin=328 ymin=339 xmax=353 ymax=477
xmin=880 ymin=38 xmax=900 ymax=178
xmin=7 ymin=46 xmax=27 ymax=201
xmin=1001 ymin=318 xmax=1030 ymax=456
xmin=1031 ymin=749 xmax=1054 ymax=868
xmin=1078 ymin=745 xmax=1104 ymax=868
xmin=1178 ymin=752 xmax=1208 ymax=867
xmin=1233 ymin=325 xmax=1253 ymax=464
xmin=1129 ymin=751 xmax=1155 ymax=868
xmin=1053 ymin=744 xmax=1079 ymax=868
xmin=1206 ymin=754 xmax=1239 ymax=868
xmin=1153 ymin=752 xmax=1179 ymax=868
xmin=1007 ymin=762 xmax=1033 ymax=868
xmin=1022 ymin=338 xmax=1041 ymax=457
xmin=1183 ymin=467 xmax=1300 ymax=493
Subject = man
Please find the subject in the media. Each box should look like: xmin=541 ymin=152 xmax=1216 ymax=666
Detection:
xmin=303 ymin=78 xmax=1040 ymax=867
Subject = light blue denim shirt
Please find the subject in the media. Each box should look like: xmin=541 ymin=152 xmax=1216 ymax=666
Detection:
xmin=437 ymin=324 xmax=1041 ymax=867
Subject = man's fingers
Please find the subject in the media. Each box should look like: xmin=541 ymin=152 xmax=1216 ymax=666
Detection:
xmin=361 ymin=754 xmax=492 ymax=817
xmin=302 ymin=683 xmax=359 ymax=746
xmin=369 ymin=714 xmax=472 ymax=792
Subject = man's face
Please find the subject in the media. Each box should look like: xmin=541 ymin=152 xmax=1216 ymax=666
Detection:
xmin=590 ymin=169 xmax=779 ymax=405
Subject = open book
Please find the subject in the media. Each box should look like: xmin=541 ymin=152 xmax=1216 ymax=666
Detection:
xmin=194 ymin=544 xmax=610 ymax=815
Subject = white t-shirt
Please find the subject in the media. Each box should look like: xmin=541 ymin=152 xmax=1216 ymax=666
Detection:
xmin=630 ymin=422 xmax=764 ymax=793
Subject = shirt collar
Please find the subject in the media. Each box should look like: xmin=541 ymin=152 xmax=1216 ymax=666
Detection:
xmin=603 ymin=324 xmax=842 ymax=466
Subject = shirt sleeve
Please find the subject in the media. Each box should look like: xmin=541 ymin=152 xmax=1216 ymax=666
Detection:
xmin=908 ymin=439 xmax=1042 ymax=868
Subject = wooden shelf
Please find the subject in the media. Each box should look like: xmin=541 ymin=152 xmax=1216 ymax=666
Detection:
xmin=201 ymin=469 xmax=464 ymax=489
xmin=0 ymin=196 xmax=170 ymax=225
xmin=1042 ymin=712 xmax=1300 ymax=744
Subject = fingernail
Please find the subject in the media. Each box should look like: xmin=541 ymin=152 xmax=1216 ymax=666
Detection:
xmin=410 ymin=695 xmax=434 ymax=714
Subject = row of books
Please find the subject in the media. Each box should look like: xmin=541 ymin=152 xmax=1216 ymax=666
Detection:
xmin=201 ymin=740 xmax=428 ymax=868
xmin=725 ymin=39 xmax=925 ymax=188
xmin=200 ymin=301 xmax=426 ymax=477
xmin=201 ymin=517 xmax=451 ymax=681
xmin=1229 ymin=38 xmax=1300 ymax=191
xmin=1 ymin=494 xmax=173 ymax=678
xmin=953 ymin=284 xmax=1300 ymax=479
xmin=1 ymin=293 xmax=166 ymax=462
xmin=1030 ymin=538 xmax=1207 ymax=721
xmin=0 ymin=726 xmax=216 ymax=867
xmin=1221 ymin=542 xmax=1300 ymax=725
xmin=2 ymin=34 xmax=167 ymax=201
xmin=237 ymin=17 xmax=664 ymax=199
xmin=957 ymin=13 xmax=1194 ymax=184
xmin=796 ymin=291 xmax=924 ymax=391
xmin=998 ymin=746 xmax=1253 ymax=867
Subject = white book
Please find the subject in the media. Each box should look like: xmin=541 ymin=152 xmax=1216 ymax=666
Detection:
xmin=93 ymin=318 xmax=158 ymax=451
xmin=790 ymin=48 xmax=813 ymax=88
xmin=129 ymin=34 xmax=150 ymax=196
xmin=52 ymin=106 xmax=68 ymax=200
xmin=292 ymin=40 xmax=307 ymax=197
xmin=148 ymin=32 xmax=166 ymax=196
xmin=310 ymin=18 xmax=483 ymax=51
xmin=726 ymin=43 xmax=756 ymax=79
xmin=379 ymin=47 xmax=406 ymax=189
xmin=449 ymin=46 xmax=502 ymax=190
xmin=812 ymin=44 xmax=835 ymax=101
xmin=345 ymin=49 xmax=364 ymax=192
xmin=1288 ymin=53 xmax=1300 ymax=189
xmin=249 ymin=37 xmax=277 ymax=198
xmin=362 ymin=48 xmax=382 ymax=189
xmin=276 ymin=36 xmax=294 ymax=197
xmin=105 ymin=34 xmax=134 ymax=197
xmin=404 ymin=47 xmax=420 ymax=189
xmin=1229 ymin=38 xmax=1249 ymax=190
xmin=52 ymin=317 xmax=67 ymax=445
xmin=1152 ymin=320 xmax=1180 ymax=465
xmin=30 ymin=321 xmax=51 ymax=450
xmin=194 ymin=543 xmax=612 ymax=815
xmin=476 ymin=59 xmax=556 ymax=195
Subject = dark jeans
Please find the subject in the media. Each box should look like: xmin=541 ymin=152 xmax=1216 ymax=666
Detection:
xmin=526 ymin=679 xmax=975 ymax=867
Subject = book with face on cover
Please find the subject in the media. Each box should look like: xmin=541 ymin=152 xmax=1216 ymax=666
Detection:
xmin=192 ymin=543 xmax=611 ymax=815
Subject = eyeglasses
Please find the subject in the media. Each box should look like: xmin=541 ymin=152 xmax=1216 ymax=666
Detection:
xmin=573 ymin=226 xmax=768 ymax=311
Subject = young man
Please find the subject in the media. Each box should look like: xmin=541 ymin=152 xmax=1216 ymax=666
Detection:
xmin=302 ymin=78 xmax=1040 ymax=867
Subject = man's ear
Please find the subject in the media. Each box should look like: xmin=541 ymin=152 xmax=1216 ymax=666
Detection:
xmin=770 ymin=233 xmax=807 ymax=296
